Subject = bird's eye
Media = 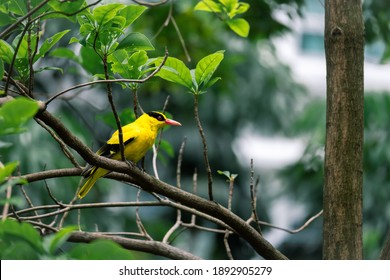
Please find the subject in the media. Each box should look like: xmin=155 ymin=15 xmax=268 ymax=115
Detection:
xmin=157 ymin=115 xmax=164 ymax=121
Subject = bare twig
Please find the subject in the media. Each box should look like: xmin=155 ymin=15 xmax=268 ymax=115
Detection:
xmin=191 ymin=168 xmax=197 ymax=225
xmin=43 ymin=180 xmax=66 ymax=208
xmin=176 ymin=137 xmax=187 ymax=189
xmin=152 ymin=95 xmax=171 ymax=178
xmin=151 ymin=1 xmax=191 ymax=61
xmin=249 ymin=159 xmax=262 ymax=234
xmin=35 ymin=118 xmax=81 ymax=168
xmin=69 ymin=230 xmax=202 ymax=260
xmin=194 ymin=94 xmax=213 ymax=201
xmin=258 ymin=210 xmax=324 ymax=234
xmin=170 ymin=15 xmax=191 ymax=62
xmin=223 ymin=174 xmax=235 ymax=260
xmin=162 ymin=138 xmax=187 ymax=244
xmin=135 ymin=189 xmax=153 ymax=240
xmin=1 ymin=180 xmax=12 ymax=221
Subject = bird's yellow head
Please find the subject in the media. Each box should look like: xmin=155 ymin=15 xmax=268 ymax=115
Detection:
xmin=143 ymin=111 xmax=182 ymax=129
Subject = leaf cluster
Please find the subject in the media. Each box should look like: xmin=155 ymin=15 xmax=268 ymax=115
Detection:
xmin=194 ymin=0 xmax=250 ymax=37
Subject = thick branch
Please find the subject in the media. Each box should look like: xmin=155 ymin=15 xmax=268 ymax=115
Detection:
xmin=68 ymin=231 xmax=201 ymax=260
xmin=34 ymin=109 xmax=287 ymax=260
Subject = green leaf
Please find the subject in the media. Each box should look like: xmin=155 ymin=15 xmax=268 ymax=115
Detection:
xmin=195 ymin=50 xmax=224 ymax=90
xmin=204 ymin=76 xmax=222 ymax=89
xmin=68 ymin=239 xmax=134 ymax=260
xmin=0 ymin=39 xmax=15 ymax=64
xmin=50 ymin=47 xmax=81 ymax=63
xmin=153 ymin=57 xmax=193 ymax=89
xmin=35 ymin=30 xmax=70 ymax=62
xmin=0 ymin=196 xmax=24 ymax=208
xmin=217 ymin=170 xmax=230 ymax=178
xmin=6 ymin=0 xmax=27 ymax=15
xmin=12 ymin=33 xmax=38 ymax=59
xmin=235 ymin=2 xmax=250 ymax=14
xmin=119 ymin=4 xmax=147 ymax=27
xmin=227 ymin=18 xmax=250 ymax=37
xmin=34 ymin=66 xmax=64 ymax=74
xmin=217 ymin=170 xmax=238 ymax=180
xmin=108 ymin=49 xmax=129 ymax=76
xmin=116 ymin=32 xmax=154 ymax=53
xmin=80 ymin=46 xmax=104 ymax=74
xmin=48 ymin=0 xmax=86 ymax=14
xmin=0 ymin=219 xmax=44 ymax=258
xmin=0 ymin=12 xmax=15 ymax=26
xmin=194 ymin=0 xmax=223 ymax=13
xmin=0 ymin=161 xmax=18 ymax=183
xmin=92 ymin=3 xmax=124 ymax=25
xmin=44 ymin=226 xmax=77 ymax=255
xmin=0 ymin=97 xmax=39 ymax=135
xmin=219 ymin=0 xmax=238 ymax=12
xmin=109 ymin=49 xmax=149 ymax=79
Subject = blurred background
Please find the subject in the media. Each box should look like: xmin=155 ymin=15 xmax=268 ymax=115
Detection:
xmin=2 ymin=0 xmax=390 ymax=259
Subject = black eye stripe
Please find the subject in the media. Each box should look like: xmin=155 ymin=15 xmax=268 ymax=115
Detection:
xmin=146 ymin=111 xmax=166 ymax=121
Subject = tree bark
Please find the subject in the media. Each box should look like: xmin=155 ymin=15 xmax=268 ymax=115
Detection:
xmin=323 ymin=0 xmax=365 ymax=259
xmin=379 ymin=231 xmax=390 ymax=260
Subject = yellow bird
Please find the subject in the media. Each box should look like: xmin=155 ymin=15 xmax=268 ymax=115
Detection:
xmin=78 ymin=111 xmax=181 ymax=199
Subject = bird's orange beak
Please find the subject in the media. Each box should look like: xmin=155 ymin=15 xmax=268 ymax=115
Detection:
xmin=165 ymin=118 xmax=182 ymax=126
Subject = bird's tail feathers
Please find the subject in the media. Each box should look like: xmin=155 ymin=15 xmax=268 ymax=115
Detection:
xmin=77 ymin=168 xmax=108 ymax=199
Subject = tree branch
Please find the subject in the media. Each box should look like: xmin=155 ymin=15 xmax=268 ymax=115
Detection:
xmin=29 ymin=104 xmax=288 ymax=259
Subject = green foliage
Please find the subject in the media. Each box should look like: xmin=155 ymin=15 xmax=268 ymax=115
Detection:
xmin=48 ymin=0 xmax=86 ymax=15
xmin=153 ymin=50 xmax=224 ymax=95
xmin=0 ymin=161 xmax=18 ymax=184
xmin=0 ymin=219 xmax=44 ymax=259
xmin=0 ymin=219 xmax=134 ymax=259
xmin=195 ymin=0 xmax=250 ymax=37
xmin=68 ymin=239 xmax=134 ymax=260
xmin=73 ymin=4 xmax=147 ymax=56
xmin=217 ymin=170 xmax=238 ymax=181
xmin=0 ymin=97 xmax=39 ymax=135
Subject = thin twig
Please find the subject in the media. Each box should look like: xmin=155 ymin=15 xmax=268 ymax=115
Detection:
xmin=135 ymin=189 xmax=153 ymax=240
xmin=162 ymin=138 xmax=187 ymax=244
xmin=0 ymin=0 xmax=50 ymax=39
xmin=19 ymin=180 xmax=43 ymax=223
xmin=150 ymin=1 xmax=191 ymax=62
xmin=176 ymin=137 xmax=187 ymax=189
xmin=170 ymin=15 xmax=191 ymax=62
xmin=194 ymin=94 xmax=213 ymax=201
xmin=191 ymin=168 xmax=197 ymax=225
xmin=152 ymin=95 xmax=171 ymax=178
xmin=35 ymin=118 xmax=81 ymax=168
xmin=223 ymin=175 xmax=235 ymax=260
xmin=43 ymin=180 xmax=66 ymax=208
xmin=250 ymin=159 xmax=262 ymax=234
xmin=1 ymin=180 xmax=12 ymax=221
xmin=258 ymin=210 xmax=324 ymax=234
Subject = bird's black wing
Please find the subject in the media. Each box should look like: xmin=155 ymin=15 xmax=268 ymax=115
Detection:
xmin=82 ymin=137 xmax=135 ymax=178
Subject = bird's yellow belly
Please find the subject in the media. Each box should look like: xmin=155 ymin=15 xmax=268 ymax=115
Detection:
xmin=124 ymin=136 xmax=154 ymax=163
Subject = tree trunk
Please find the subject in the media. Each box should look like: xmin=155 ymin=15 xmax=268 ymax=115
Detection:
xmin=323 ymin=0 xmax=365 ymax=259
xmin=380 ymin=231 xmax=390 ymax=260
